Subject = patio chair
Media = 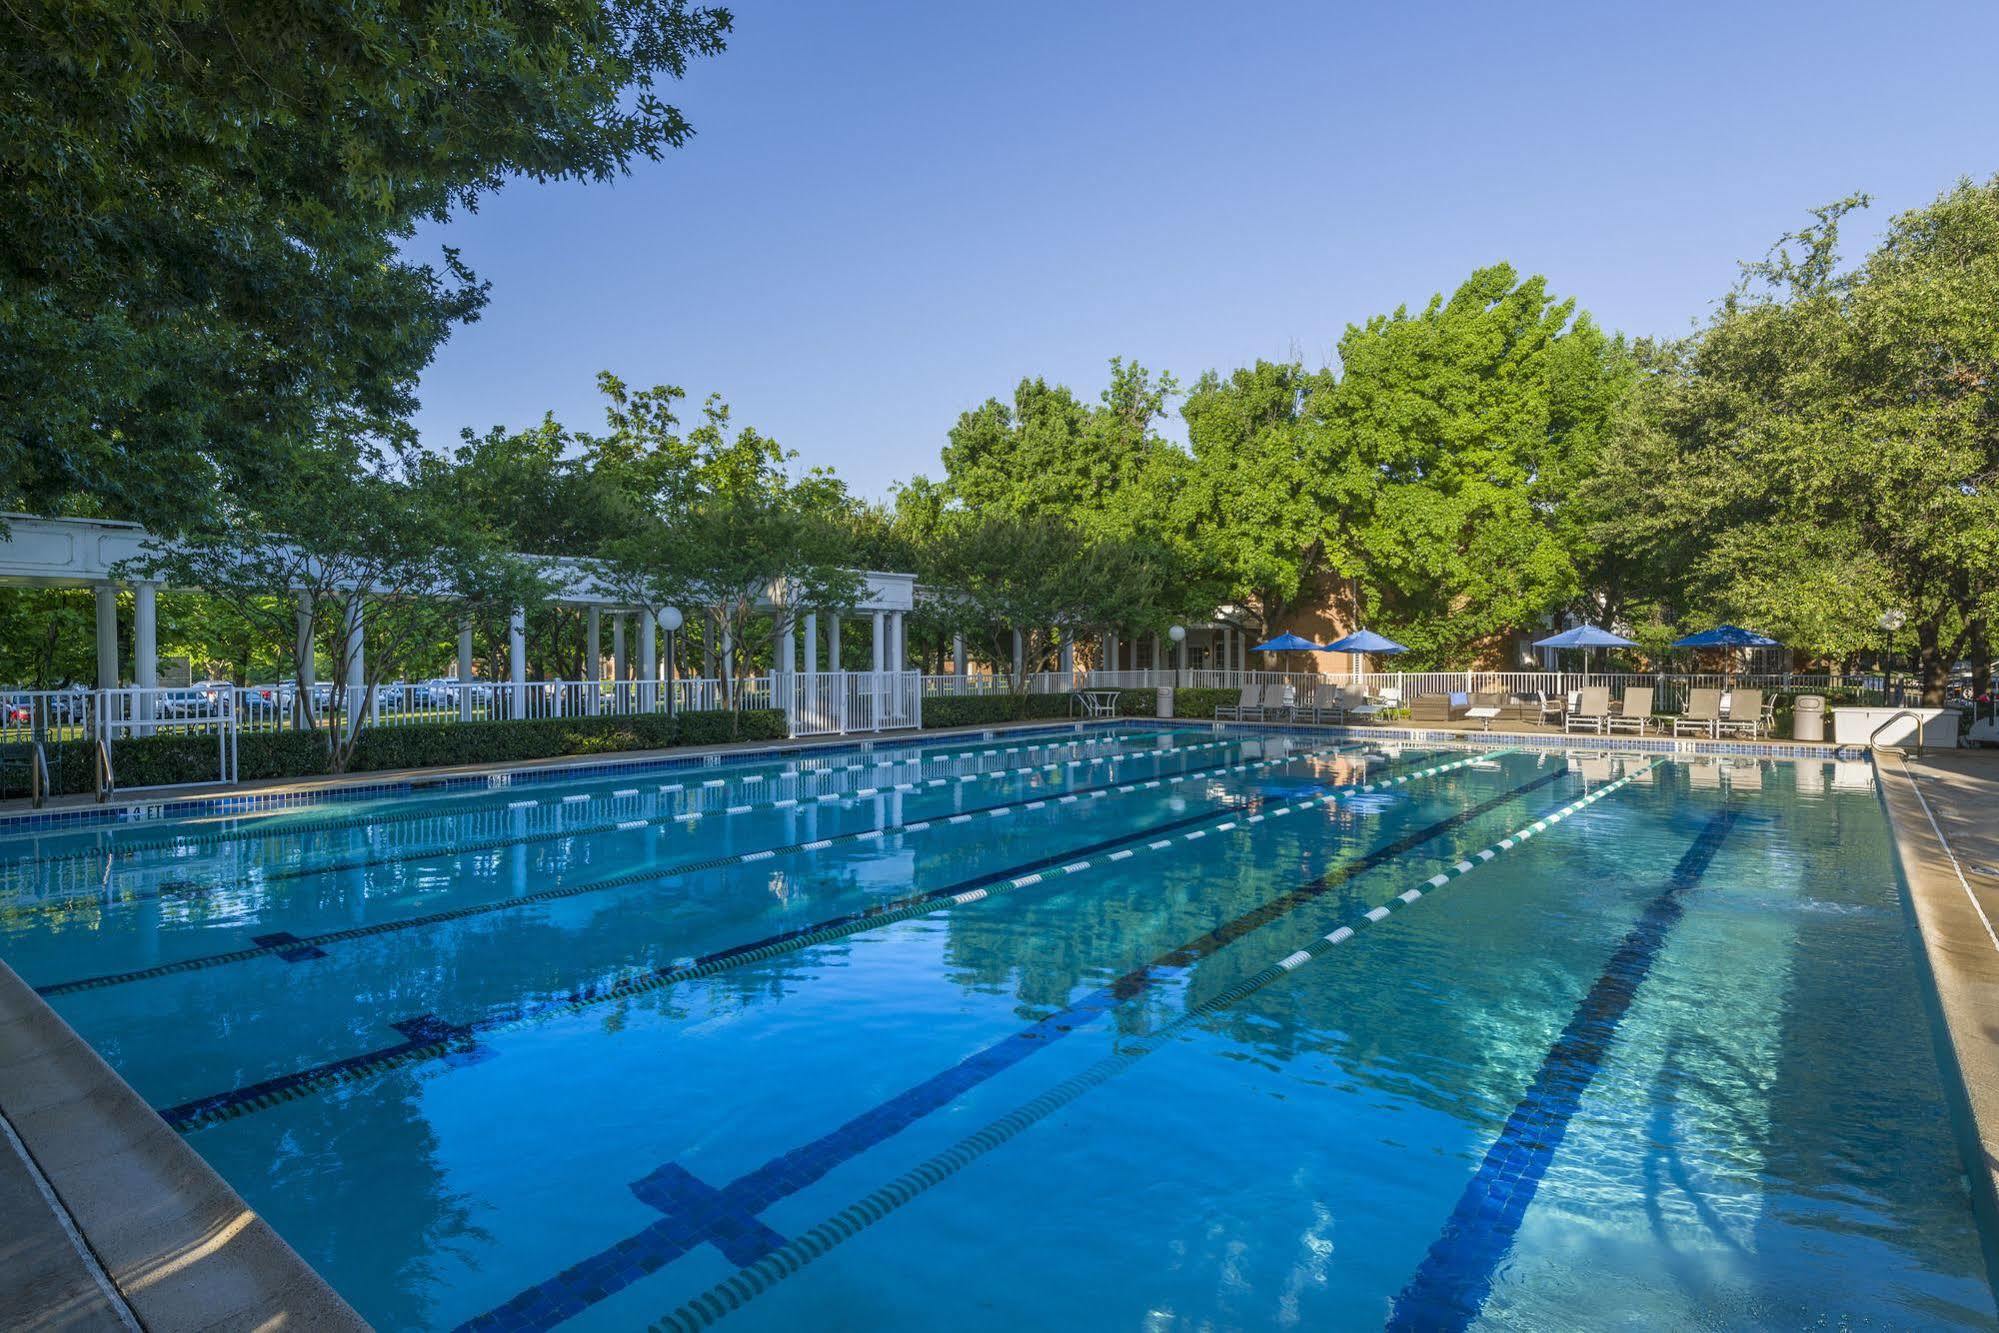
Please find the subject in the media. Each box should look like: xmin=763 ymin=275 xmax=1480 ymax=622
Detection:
xmin=1304 ymin=684 xmax=1349 ymax=724
xmin=1264 ymin=682 xmax=1298 ymax=722
xmin=1718 ymin=688 xmax=1766 ymax=739
xmin=1530 ymin=691 xmax=1564 ymax=727
xmin=1605 ymin=686 xmax=1654 ymax=735
xmin=1216 ymin=682 xmax=1268 ymax=722
xmin=1672 ymin=688 xmax=1724 ymax=738
xmin=1564 ymin=686 xmax=1613 ymax=734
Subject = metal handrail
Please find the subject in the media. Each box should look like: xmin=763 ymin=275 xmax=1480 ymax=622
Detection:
xmin=93 ymin=737 xmax=114 ymax=802
xmin=1868 ymin=709 xmax=1926 ymax=757
xmin=29 ymin=740 xmax=50 ymax=808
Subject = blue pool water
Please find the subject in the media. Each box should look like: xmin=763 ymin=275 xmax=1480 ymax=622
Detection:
xmin=0 ymin=724 xmax=1992 ymax=1330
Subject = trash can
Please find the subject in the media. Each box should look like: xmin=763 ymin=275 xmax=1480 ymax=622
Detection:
xmin=1156 ymin=686 xmax=1174 ymax=719
xmin=1792 ymin=694 xmax=1825 ymax=742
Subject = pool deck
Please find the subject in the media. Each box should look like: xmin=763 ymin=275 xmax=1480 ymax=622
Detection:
xmin=0 ymin=958 xmax=364 ymax=1331
xmin=1876 ymin=749 xmax=1999 ymax=1224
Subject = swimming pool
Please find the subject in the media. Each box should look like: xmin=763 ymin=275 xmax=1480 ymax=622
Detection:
xmin=1 ymin=723 xmax=1992 ymax=1329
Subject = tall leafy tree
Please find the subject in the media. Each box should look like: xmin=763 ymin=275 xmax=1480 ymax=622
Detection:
xmin=1325 ymin=264 xmax=1630 ymax=665
xmin=1587 ymin=183 xmax=1999 ymax=700
xmin=1 ymin=0 xmax=731 ymax=529
xmin=123 ymin=448 xmax=549 ymax=770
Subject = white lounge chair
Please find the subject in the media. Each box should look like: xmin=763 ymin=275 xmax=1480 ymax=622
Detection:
xmin=1605 ymin=686 xmax=1654 ymax=735
xmin=1564 ymin=686 xmax=1612 ymax=734
xmin=1672 ymin=688 xmax=1724 ymax=738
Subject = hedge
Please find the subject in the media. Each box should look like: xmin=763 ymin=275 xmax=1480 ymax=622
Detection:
xmin=919 ymin=693 xmax=1077 ymax=729
xmin=919 ymin=686 xmax=1245 ymax=731
xmin=0 ymin=708 xmax=790 ymax=799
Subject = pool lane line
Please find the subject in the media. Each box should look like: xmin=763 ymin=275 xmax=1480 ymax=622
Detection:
xmin=1386 ymin=801 xmax=1739 ymax=1331
xmin=6 ymin=732 xmax=1263 ymax=918
xmin=635 ymin=759 xmax=1665 ymax=1333
xmin=37 ymin=740 xmax=1385 ymax=999
xmin=459 ymin=759 xmax=1568 ymax=1332
xmin=0 ymin=728 xmax=1169 ymax=873
xmin=158 ymin=749 xmax=1501 ymax=1134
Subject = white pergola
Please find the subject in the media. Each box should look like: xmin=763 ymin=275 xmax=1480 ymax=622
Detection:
xmin=0 ymin=514 xmax=920 ymax=691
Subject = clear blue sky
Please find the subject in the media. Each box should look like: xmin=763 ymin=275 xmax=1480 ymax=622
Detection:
xmin=408 ymin=0 xmax=1999 ymax=499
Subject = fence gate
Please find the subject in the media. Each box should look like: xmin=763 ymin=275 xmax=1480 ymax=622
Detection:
xmin=785 ymin=672 xmax=922 ymax=738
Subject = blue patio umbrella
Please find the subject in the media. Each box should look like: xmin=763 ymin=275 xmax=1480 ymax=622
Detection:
xmin=1252 ymin=632 xmax=1329 ymax=653
xmin=1533 ymin=624 xmax=1637 ymax=678
xmin=1671 ymin=623 xmax=1781 ymax=682
xmin=1669 ymin=624 xmax=1780 ymax=649
xmin=1533 ymin=625 xmax=1637 ymax=650
xmin=1322 ymin=628 xmax=1408 ymax=682
xmin=1322 ymin=629 xmax=1408 ymax=656
xmin=1252 ymin=631 xmax=1327 ymax=675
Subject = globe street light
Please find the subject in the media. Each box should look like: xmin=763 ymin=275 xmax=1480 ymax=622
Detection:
xmin=1878 ymin=609 xmax=1906 ymax=703
xmin=660 ymin=607 xmax=684 ymax=715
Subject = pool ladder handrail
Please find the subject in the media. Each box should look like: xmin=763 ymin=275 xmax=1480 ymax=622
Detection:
xmin=28 ymin=739 xmax=51 ymax=808
xmin=1868 ymin=708 xmax=1928 ymax=757
xmin=93 ymin=735 xmax=115 ymax=802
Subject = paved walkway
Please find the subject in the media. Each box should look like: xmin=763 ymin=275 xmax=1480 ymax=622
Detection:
xmin=0 ymin=960 xmax=363 ymax=1331
xmin=1877 ymin=750 xmax=1999 ymax=1218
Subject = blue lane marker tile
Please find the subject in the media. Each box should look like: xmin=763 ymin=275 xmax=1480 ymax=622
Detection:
xmin=1386 ymin=807 xmax=1740 ymax=1332
xmin=459 ymin=765 xmax=1570 ymax=1332
xmin=248 ymin=930 xmax=327 ymax=962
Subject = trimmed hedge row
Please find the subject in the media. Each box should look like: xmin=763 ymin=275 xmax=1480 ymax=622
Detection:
xmin=0 ymin=709 xmax=790 ymax=799
xmin=919 ymin=687 xmax=1245 ymax=731
xmin=918 ymin=693 xmax=1078 ymax=729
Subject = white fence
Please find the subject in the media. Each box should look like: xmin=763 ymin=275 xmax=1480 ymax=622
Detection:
xmin=915 ymin=667 xmax=1883 ymax=715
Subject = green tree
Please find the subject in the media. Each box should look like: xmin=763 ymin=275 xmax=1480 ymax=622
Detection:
xmin=1326 ymin=264 xmax=1630 ymax=665
xmin=1587 ymin=181 xmax=1999 ymax=700
xmin=1 ymin=0 xmax=731 ymax=530
xmin=123 ymin=449 xmax=549 ymax=770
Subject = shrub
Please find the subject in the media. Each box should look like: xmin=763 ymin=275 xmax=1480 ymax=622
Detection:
xmin=920 ymin=693 xmax=1075 ymax=729
xmin=674 ymin=708 xmax=788 ymax=747
xmin=0 ymin=708 xmax=791 ymax=800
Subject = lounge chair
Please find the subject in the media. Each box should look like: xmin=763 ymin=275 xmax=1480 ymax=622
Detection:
xmin=1718 ymin=689 xmax=1765 ymax=739
xmin=1304 ymin=684 xmax=1352 ymax=724
xmin=1672 ymin=687 xmax=1723 ymax=738
xmin=1564 ymin=686 xmax=1612 ymax=734
xmin=1605 ymin=686 xmax=1654 ymax=735
xmin=1408 ymin=691 xmax=1470 ymax=723
xmin=1217 ymin=682 xmax=1271 ymax=722
xmin=1264 ymin=682 xmax=1297 ymax=722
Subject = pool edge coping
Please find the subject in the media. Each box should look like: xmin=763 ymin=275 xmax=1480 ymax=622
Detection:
xmin=0 ymin=956 xmax=367 ymax=1331
xmin=1873 ymin=752 xmax=1999 ymax=1270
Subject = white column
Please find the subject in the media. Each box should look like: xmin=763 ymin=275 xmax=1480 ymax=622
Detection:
xmin=131 ymin=582 xmax=157 ymax=733
xmin=804 ymin=612 xmax=820 ymax=674
xmin=778 ymin=612 xmax=796 ymax=676
xmin=458 ymin=622 xmax=475 ymax=721
xmin=1061 ymin=637 xmax=1074 ymax=676
xmin=612 ymin=614 xmax=628 ymax=684
xmin=954 ymin=634 xmax=966 ymax=675
xmin=585 ymin=606 xmax=601 ymax=715
xmin=94 ymin=584 xmax=119 ymax=690
xmin=828 ymin=614 xmax=843 ymax=673
xmin=509 ymin=606 xmax=527 ymax=718
xmin=871 ymin=612 xmax=885 ymax=673
xmin=296 ymin=594 xmax=316 ymax=692
xmin=638 ymin=608 xmax=658 ymax=710
xmin=342 ymin=598 xmax=365 ymax=735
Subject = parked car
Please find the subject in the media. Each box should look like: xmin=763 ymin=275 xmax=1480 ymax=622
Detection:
xmin=156 ymin=686 xmax=226 ymax=719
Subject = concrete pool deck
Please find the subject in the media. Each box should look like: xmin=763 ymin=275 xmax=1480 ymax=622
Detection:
xmin=1876 ymin=749 xmax=1999 ymax=1225
xmin=0 ymin=959 xmax=364 ymax=1330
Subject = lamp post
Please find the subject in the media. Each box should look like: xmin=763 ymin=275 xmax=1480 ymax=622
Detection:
xmin=1879 ymin=608 xmax=1906 ymax=704
xmin=661 ymin=606 xmax=684 ymax=717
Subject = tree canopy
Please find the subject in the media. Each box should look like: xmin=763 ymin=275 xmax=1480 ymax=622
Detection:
xmin=0 ymin=0 xmax=731 ymax=531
